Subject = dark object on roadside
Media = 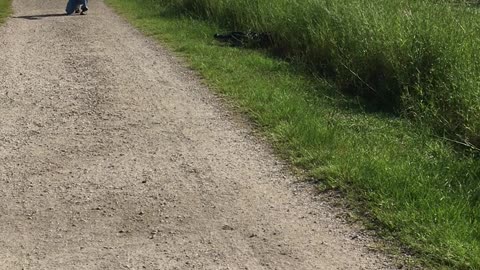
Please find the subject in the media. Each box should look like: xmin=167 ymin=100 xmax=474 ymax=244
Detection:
xmin=214 ymin=31 xmax=272 ymax=48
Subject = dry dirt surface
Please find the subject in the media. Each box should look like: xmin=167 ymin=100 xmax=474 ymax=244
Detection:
xmin=0 ymin=0 xmax=397 ymax=269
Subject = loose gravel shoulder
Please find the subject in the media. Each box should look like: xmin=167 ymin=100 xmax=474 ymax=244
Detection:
xmin=0 ymin=0 xmax=396 ymax=269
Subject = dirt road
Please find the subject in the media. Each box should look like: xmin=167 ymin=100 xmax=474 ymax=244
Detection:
xmin=0 ymin=0 xmax=394 ymax=269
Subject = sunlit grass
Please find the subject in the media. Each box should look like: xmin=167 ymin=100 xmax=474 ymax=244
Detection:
xmin=0 ymin=0 xmax=12 ymax=24
xmin=106 ymin=0 xmax=480 ymax=268
xmin=161 ymin=0 xmax=480 ymax=152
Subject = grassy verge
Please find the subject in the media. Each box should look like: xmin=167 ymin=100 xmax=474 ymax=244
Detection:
xmin=0 ymin=0 xmax=12 ymax=24
xmin=105 ymin=0 xmax=480 ymax=268
xmin=161 ymin=0 xmax=480 ymax=152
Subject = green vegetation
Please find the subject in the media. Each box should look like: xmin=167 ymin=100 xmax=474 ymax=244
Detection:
xmin=106 ymin=0 xmax=480 ymax=268
xmin=165 ymin=0 xmax=480 ymax=151
xmin=0 ymin=0 xmax=12 ymax=24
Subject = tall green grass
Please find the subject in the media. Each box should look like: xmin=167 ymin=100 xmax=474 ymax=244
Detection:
xmin=161 ymin=0 xmax=480 ymax=151
xmin=0 ymin=0 xmax=12 ymax=24
xmin=106 ymin=0 xmax=480 ymax=268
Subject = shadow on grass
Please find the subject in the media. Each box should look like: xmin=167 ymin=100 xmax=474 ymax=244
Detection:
xmin=160 ymin=8 xmax=402 ymax=117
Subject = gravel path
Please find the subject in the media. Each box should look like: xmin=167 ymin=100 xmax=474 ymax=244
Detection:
xmin=0 ymin=0 xmax=395 ymax=269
